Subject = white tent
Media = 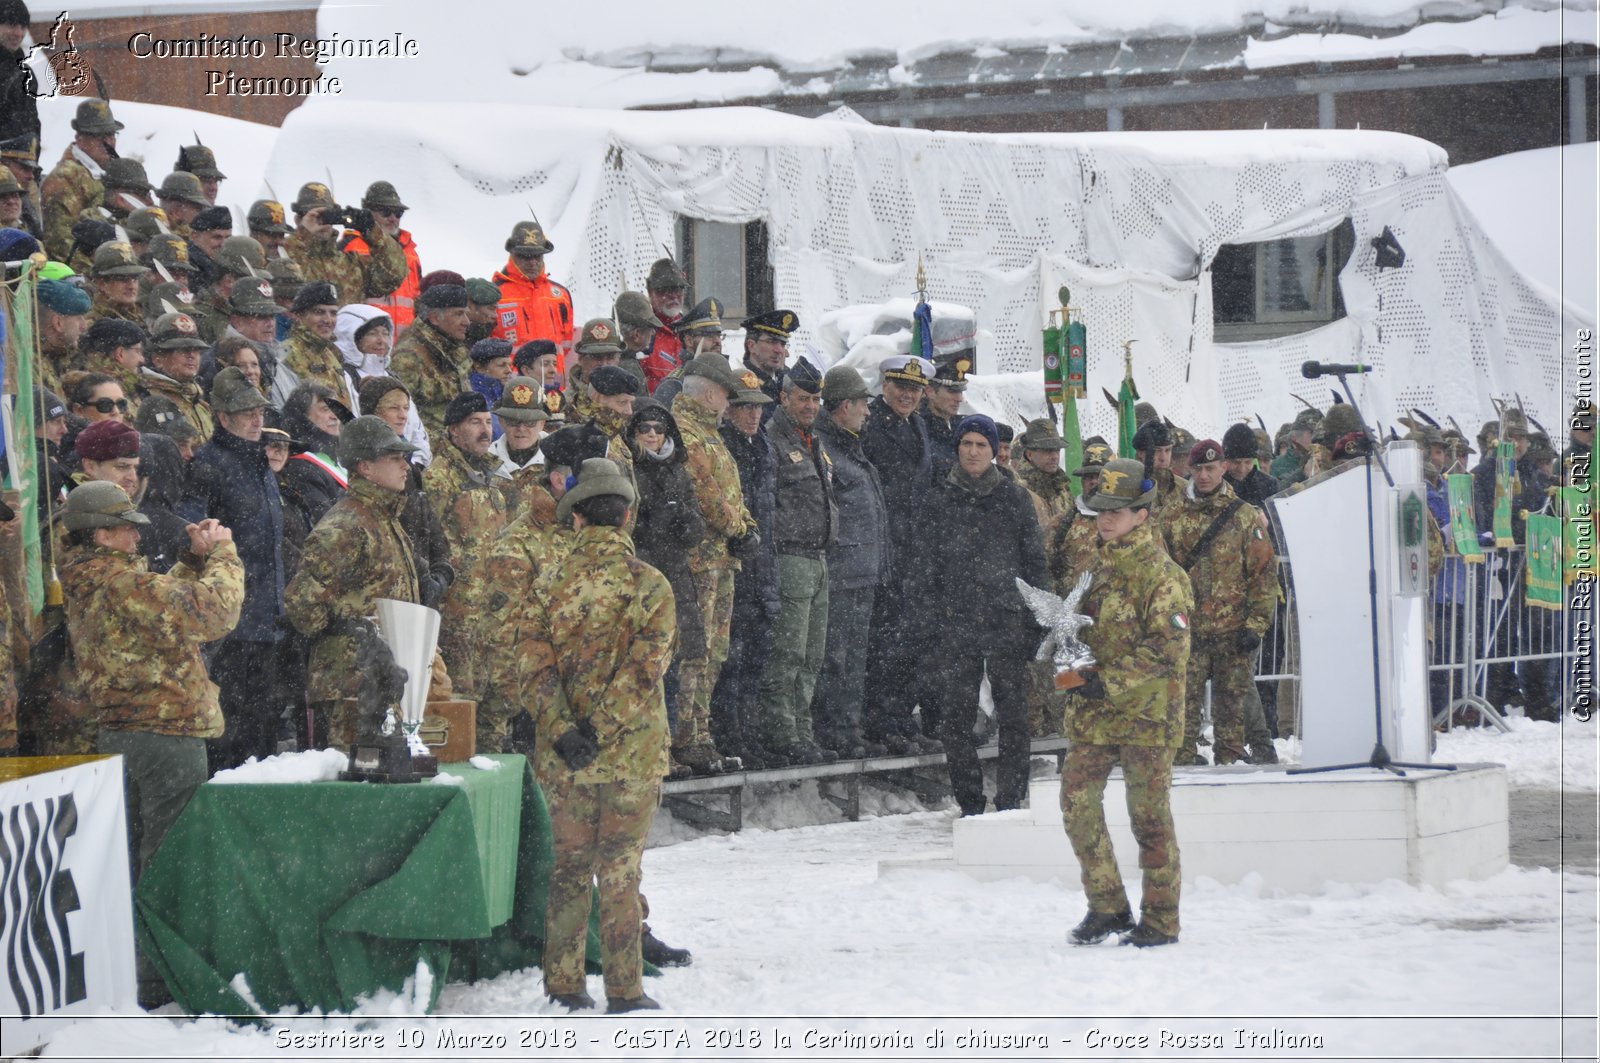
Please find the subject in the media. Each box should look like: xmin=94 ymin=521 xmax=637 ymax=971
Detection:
xmin=255 ymin=99 xmax=1582 ymax=438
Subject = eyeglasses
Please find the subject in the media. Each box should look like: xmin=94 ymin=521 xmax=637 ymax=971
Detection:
xmin=374 ymin=208 xmax=405 ymax=219
xmin=636 ymin=423 xmax=666 ymax=435
xmin=84 ymin=397 xmax=130 ymax=414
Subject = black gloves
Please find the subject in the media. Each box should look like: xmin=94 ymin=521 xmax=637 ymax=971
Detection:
xmin=420 ymin=562 xmax=456 ymax=609
xmin=1235 ymin=630 xmax=1262 ymax=655
xmin=553 ymin=720 xmax=600 ymax=771
xmin=729 ymin=528 xmax=761 ymax=561
xmin=1077 ymin=672 xmax=1107 ymax=701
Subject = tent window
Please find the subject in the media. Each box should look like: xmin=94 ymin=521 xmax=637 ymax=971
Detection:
xmin=676 ymin=218 xmax=773 ymax=323
xmin=1212 ymin=220 xmax=1353 ymax=342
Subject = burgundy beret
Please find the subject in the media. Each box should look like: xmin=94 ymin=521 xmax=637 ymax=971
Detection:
xmin=1188 ymin=438 xmax=1224 ymax=466
xmin=76 ymin=419 xmax=142 ymax=462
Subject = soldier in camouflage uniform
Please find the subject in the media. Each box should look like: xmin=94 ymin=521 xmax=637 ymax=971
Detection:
xmin=506 ymin=458 xmax=674 ymax=1013
xmin=1162 ymin=439 xmax=1279 ymax=766
xmin=58 ymin=481 xmax=243 ymax=878
xmin=41 ymin=100 xmax=120 ymax=261
xmin=1060 ymin=459 xmax=1193 ymax=948
xmin=175 ymin=143 xmax=227 ymax=205
xmin=283 ymin=181 xmax=406 ymax=308
xmin=279 ymin=280 xmax=351 ymax=398
xmin=88 ymin=241 xmax=146 ymax=326
xmin=391 ymin=283 xmax=472 ymax=442
xmin=85 ymin=157 xmax=153 ymax=223
xmin=284 ymin=417 xmax=426 ymax=748
xmin=247 ymin=199 xmax=294 ymax=258
xmin=1016 ymin=418 xmax=1075 ymax=521
xmin=1130 ymin=419 xmax=1185 ymax=518
xmin=1 ymin=133 xmax=44 ymax=239
xmin=423 ymin=393 xmax=514 ymax=742
xmin=1046 ymin=438 xmax=1112 ymax=592
xmin=137 ymin=311 xmax=215 ymax=440
xmin=488 ymin=376 xmax=552 ymax=508
xmin=669 ymin=353 xmax=758 ymax=772
xmin=566 ymin=317 xmax=627 ymax=424
xmin=35 ymin=277 xmax=92 ymax=396
xmin=155 ymin=171 xmax=210 ymax=240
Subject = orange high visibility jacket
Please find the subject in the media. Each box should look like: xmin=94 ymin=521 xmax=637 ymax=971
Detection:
xmin=642 ymin=316 xmax=683 ymax=393
xmin=342 ymin=228 xmax=421 ymax=328
xmin=490 ymin=259 xmax=575 ymax=371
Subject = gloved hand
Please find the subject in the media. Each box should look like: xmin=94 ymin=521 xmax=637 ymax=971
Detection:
xmin=553 ymin=720 xmax=600 ymax=771
xmin=762 ymin=597 xmax=782 ymax=623
xmin=420 ymin=567 xmax=453 ymax=610
xmin=1235 ymin=630 xmax=1262 ymax=655
xmin=729 ymin=528 xmax=761 ymax=561
xmin=1077 ymin=672 xmax=1107 ymax=700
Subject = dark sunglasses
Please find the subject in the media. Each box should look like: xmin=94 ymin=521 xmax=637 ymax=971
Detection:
xmin=636 ymin=421 xmax=667 ymax=434
xmin=374 ymin=208 xmax=405 ymax=218
xmin=83 ymin=397 xmax=130 ymax=414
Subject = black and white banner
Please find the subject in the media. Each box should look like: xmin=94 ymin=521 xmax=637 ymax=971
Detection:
xmin=1 ymin=756 xmax=136 ymax=1056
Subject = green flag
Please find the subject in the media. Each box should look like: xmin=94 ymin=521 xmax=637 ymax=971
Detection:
xmin=1042 ymin=323 xmax=1064 ymax=405
xmin=1446 ymin=474 xmax=1484 ymax=562
xmin=1492 ymin=440 xmax=1517 ymax=547
xmin=2 ymin=269 xmax=44 ymax=612
xmin=1116 ymin=365 xmax=1137 ymax=459
xmin=1525 ymin=512 xmax=1564 ymax=610
xmin=1061 ymin=389 xmax=1084 ymax=498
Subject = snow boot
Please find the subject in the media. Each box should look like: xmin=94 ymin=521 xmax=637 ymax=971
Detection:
xmin=1069 ymin=909 xmax=1135 ymax=945
xmin=673 ymin=742 xmax=724 ymax=775
xmin=1120 ymin=922 xmax=1179 ymax=948
xmin=642 ymin=930 xmax=693 ymax=967
xmin=1248 ymin=743 xmax=1280 ymax=765
xmin=607 ymin=992 xmax=662 ymax=1014
xmin=548 ymin=989 xmax=595 ymax=1011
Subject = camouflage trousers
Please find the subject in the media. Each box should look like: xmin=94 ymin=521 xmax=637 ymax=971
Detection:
xmin=757 ymin=555 xmax=828 ymax=748
xmin=542 ymin=776 xmax=660 ymax=999
xmin=1026 ymin=659 xmax=1067 ymax=737
xmin=675 ymin=563 xmax=734 ymax=755
xmin=1059 ymin=743 xmax=1180 ymax=937
xmin=1181 ymin=640 xmax=1274 ymax=764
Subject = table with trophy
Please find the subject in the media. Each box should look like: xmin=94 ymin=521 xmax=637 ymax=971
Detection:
xmin=134 ymin=601 xmax=606 ymax=1016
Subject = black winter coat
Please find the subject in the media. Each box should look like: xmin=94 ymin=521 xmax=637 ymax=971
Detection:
xmin=721 ymin=422 xmax=779 ymax=615
xmin=179 ymin=426 xmax=285 ymax=642
xmin=816 ymin=415 xmax=889 ymax=591
xmin=136 ymin=433 xmax=190 ymax=575
xmin=860 ymin=396 xmax=932 ymax=586
xmin=766 ymin=406 xmax=837 ymax=558
xmin=402 ymin=463 xmax=452 ymax=588
xmin=628 ymin=406 xmax=708 ymax=658
xmin=923 ymin=464 xmax=1048 ymax=657
xmin=1226 ymin=467 xmax=1280 ymax=508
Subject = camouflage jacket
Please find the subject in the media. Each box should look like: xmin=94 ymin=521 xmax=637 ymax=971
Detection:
xmin=137 ymin=367 xmax=215 ymax=441
xmin=566 ymin=364 xmax=601 ymax=424
xmin=1152 ymin=466 xmax=1187 ymax=520
xmin=88 ymin=292 xmax=142 ymax=328
xmin=83 ymin=351 xmax=140 ymax=403
xmin=1071 ymin=523 xmax=1193 ymax=747
xmin=40 ymin=147 xmax=102 ymax=262
xmin=39 ymin=339 xmax=79 ymax=397
xmin=390 ymin=318 xmax=470 ymax=443
xmin=281 ymin=324 xmax=351 ymax=400
xmin=284 ymin=225 xmax=407 ymax=307
xmin=60 ymin=541 xmax=245 ymax=738
xmin=672 ymin=392 xmax=754 ymax=570
xmin=1017 ymin=464 xmax=1075 ymax=522
xmin=1160 ymin=479 xmax=1277 ymax=640
xmin=284 ymin=476 xmax=420 ymax=704
xmin=479 ymin=493 xmax=571 ymax=719
xmin=191 ymin=296 xmax=230 ymax=346
xmin=1046 ymin=500 xmax=1101 ymax=592
xmin=511 ymin=526 xmax=675 ymax=784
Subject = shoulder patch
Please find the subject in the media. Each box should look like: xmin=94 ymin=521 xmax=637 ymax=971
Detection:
xmin=487 ymin=590 xmax=509 ymax=613
xmin=1252 ymin=527 xmax=1264 ymax=539
xmin=1171 ymin=613 xmax=1189 ymax=630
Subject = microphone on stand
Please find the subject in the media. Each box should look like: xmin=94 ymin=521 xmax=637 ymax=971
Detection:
xmin=1301 ymin=361 xmax=1372 ymax=379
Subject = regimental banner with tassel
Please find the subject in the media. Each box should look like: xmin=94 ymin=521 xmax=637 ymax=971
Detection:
xmin=1492 ymin=440 xmax=1518 ymax=547
xmin=1525 ymin=512 xmax=1564 ymax=609
xmin=911 ymin=255 xmax=934 ymax=365
xmin=1 ymin=260 xmax=46 ymax=612
xmin=1446 ymin=474 xmax=1485 ymax=563
xmin=1042 ymin=285 xmax=1087 ymax=411
xmin=1116 ymin=340 xmax=1138 ymax=459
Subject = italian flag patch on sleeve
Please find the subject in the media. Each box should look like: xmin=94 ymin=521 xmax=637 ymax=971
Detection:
xmin=1171 ymin=613 xmax=1189 ymax=630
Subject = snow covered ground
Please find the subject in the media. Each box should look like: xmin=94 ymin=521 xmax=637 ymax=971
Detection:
xmin=36 ymin=717 xmax=1597 ymax=1061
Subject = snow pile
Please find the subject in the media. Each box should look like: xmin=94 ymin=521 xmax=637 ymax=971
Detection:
xmin=1246 ymin=7 xmax=1597 ymax=68
xmin=1447 ymin=142 xmax=1599 ymax=321
xmin=1436 ymin=715 xmax=1599 ymax=792
xmin=208 ymin=748 xmax=349 ymax=785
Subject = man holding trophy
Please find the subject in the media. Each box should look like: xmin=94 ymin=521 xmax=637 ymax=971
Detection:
xmin=1054 ymin=459 xmax=1194 ymax=949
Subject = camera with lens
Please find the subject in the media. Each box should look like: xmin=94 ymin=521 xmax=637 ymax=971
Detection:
xmin=321 ymin=205 xmax=373 ymax=232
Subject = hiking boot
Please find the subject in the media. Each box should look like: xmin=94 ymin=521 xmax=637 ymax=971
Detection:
xmin=733 ymin=743 xmax=768 ymax=771
xmin=777 ymin=743 xmax=822 ymax=766
xmin=911 ymin=734 xmax=943 ymax=755
xmin=547 ymin=989 xmax=595 ymax=1011
xmin=759 ymin=743 xmax=792 ymax=768
xmin=672 ymin=742 xmax=724 ymax=774
xmin=641 ymin=930 xmax=693 ymax=968
xmin=1170 ymin=751 xmax=1205 ymax=767
xmin=1247 ymin=743 xmax=1280 ymax=765
xmin=879 ymin=733 xmax=914 ymax=756
xmin=1120 ymin=922 xmax=1179 ymax=948
xmin=1069 ymin=909 xmax=1135 ymax=945
xmin=607 ymin=992 xmax=662 ymax=1014
xmin=665 ymin=755 xmax=693 ymax=781
xmin=797 ymin=739 xmax=837 ymax=763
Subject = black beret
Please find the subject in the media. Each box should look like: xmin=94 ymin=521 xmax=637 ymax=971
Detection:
xmin=469 ymin=338 xmax=513 ymax=364
xmin=291 ymin=281 xmax=339 ymax=313
xmin=82 ymin=317 xmax=146 ymax=352
xmin=190 ymin=205 xmax=233 ymax=233
xmin=443 ymin=391 xmax=490 ymax=427
xmin=418 ymin=284 xmax=468 ymax=311
xmin=539 ymin=424 xmax=610 ymax=471
xmin=588 ymin=365 xmax=641 ymax=397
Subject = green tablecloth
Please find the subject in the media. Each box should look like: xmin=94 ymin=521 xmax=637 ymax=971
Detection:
xmin=136 ymin=754 xmax=602 ymax=1016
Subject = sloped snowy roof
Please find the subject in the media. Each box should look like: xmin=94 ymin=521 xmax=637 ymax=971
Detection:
xmin=314 ymin=0 xmax=1597 ymax=110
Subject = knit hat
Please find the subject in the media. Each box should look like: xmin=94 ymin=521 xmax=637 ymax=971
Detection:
xmin=75 ymin=419 xmax=142 ymax=461
xmin=34 ymin=386 xmax=66 ymax=422
xmin=356 ymin=375 xmax=409 ymax=415
xmin=954 ymin=413 xmax=999 ymax=456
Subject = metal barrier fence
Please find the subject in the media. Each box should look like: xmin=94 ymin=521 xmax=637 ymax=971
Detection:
xmin=1254 ymin=549 xmax=1595 ymax=736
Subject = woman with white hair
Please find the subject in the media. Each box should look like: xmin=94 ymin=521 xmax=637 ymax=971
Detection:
xmin=335 ymin=303 xmax=432 ymax=465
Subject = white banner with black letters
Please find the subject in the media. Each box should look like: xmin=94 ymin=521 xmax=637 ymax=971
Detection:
xmin=0 ymin=755 xmax=135 ymax=1056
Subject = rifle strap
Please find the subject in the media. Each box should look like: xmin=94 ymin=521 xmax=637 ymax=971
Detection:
xmin=1180 ymin=499 xmax=1246 ymax=572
